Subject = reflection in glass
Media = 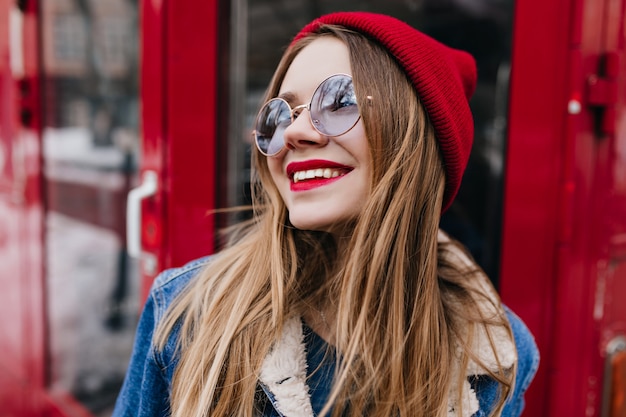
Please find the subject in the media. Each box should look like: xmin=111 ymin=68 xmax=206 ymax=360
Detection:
xmin=41 ymin=0 xmax=140 ymax=414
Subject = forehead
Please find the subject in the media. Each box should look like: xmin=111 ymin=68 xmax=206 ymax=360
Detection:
xmin=279 ymin=37 xmax=352 ymax=98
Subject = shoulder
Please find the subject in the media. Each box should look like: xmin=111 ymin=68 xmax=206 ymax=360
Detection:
xmin=152 ymin=255 xmax=214 ymax=289
xmin=473 ymin=306 xmax=539 ymax=417
xmin=493 ymin=306 xmax=539 ymax=417
xmin=504 ymin=306 xmax=540 ymax=399
xmin=112 ymin=256 xmax=214 ymax=416
xmin=145 ymin=255 xmax=215 ymax=375
xmin=149 ymin=255 xmax=214 ymax=324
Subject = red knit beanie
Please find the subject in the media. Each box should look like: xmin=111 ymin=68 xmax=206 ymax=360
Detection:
xmin=292 ymin=12 xmax=477 ymax=212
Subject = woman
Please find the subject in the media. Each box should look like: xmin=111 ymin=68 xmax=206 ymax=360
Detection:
xmin=113 ymin=12 xmax=539 ymax=417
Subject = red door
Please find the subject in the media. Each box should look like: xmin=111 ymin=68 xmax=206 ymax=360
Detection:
xmin=500 ymin=0 xmax=626 ymax=415
xmin=0 ymin=0 xmax=224 ymax=414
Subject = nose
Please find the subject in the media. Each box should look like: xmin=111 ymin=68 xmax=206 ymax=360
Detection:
xmin=283 ymin=107 xmax=329 ymax=151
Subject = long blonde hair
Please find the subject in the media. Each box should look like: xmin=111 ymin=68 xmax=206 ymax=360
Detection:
xmin=155 ymin=25 xmax=515 ymax=417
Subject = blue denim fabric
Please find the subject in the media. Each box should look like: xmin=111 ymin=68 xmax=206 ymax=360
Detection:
xmin=470 ymin=307 xmax=541 ymax=417
xmin=113 ymin=258 xmax=539 ymax=417
xmin=112 ymin=256 xmax=213 ymax=417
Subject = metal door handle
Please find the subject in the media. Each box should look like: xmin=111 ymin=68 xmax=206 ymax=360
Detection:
xmin=127 ymin=170 xmax=158 ymax=258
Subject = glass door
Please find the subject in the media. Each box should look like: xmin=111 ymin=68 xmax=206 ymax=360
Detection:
xmin=40 ymin=0 xmax=141 ymax=414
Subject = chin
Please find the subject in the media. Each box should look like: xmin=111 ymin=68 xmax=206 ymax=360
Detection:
xmin=288 ymin=215 xmax=354 ymax=236
xmin=288 ymin=218 xmax=330 ymax=232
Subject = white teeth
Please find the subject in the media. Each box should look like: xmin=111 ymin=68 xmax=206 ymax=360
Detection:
xmin=292 ymin=168 xmax=344 ymax=183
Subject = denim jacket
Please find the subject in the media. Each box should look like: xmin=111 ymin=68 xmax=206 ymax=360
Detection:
xmin=113 ymin=256 xmax=539 ymax=417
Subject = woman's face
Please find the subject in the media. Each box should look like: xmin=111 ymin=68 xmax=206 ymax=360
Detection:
xmin=267 ymin=37 xmax=371 ymax=235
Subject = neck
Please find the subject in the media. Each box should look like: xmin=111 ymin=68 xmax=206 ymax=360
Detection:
xmin=300 ymin=228 xmax=353 ymax=345
xmin=302 ymin=302 xmax=336 ymax=345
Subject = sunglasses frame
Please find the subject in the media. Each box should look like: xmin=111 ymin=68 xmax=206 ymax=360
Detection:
xmin=253 ymin=73 xmax=362 ymax=157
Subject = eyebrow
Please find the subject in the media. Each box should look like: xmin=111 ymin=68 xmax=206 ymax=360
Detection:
xmin=277 ymin=91 xmax=298 ymax=105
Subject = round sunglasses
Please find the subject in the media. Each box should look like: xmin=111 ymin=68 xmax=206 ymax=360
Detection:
xmin=254 ymin=74 xmax=362 ymax=156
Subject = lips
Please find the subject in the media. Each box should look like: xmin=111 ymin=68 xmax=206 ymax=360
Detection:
xmin=286 ymin=159 xmax=353 ymax=191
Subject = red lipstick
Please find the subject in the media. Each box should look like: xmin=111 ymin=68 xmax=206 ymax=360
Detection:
xmin=286 ymin=159 xmax=352 ymax=176
xmin=286 ymin=159 xmax=353 ymax=192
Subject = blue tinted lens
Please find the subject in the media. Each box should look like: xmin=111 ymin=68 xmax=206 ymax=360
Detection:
xmin=255 ymin=98 xmax=291 ymax=156
xmin=310 ymin=75 xmax=360 ymax=136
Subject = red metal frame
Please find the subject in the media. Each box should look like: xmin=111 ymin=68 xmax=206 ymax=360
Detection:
xmin=501 ymin=0 xmax=626 ymax=415
xmin=501 ymin=0 xmax=574 ymax=412
xmin=139 ymin=0 xmax=220 ymax=300
xmin=0 ymin=0 xmax=46 ymax=415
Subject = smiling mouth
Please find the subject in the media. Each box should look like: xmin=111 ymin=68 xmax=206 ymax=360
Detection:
xmin=291 ymin=168 xmax=348 ymax=183
xmin=286 ymin=160 xmax=353 ymax=190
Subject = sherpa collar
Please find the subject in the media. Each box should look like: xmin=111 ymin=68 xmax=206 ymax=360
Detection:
xmin=259 ymin=317 xmax=314 ymax=416
xmin=259 ymin=231 xmax=516 ymax=417
xmin=259 ymin=315 xmax=515 ymax=417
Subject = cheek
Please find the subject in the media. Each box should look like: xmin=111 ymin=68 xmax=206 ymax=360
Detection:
xmin=347 ymin=124 xmax=373 ymax=179
xmin=266 ymin=157 xmax=288 ymax=200
xmin=267 ymin=158 xmax=282 ymax=182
